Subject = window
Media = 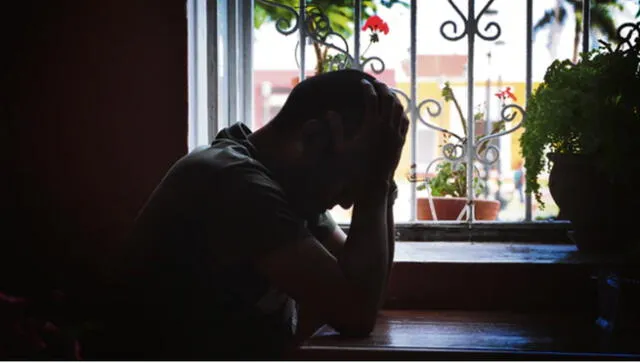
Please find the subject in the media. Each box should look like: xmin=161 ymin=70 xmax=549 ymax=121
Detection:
xmin=188 ymin=0 xmax=640 ymax=238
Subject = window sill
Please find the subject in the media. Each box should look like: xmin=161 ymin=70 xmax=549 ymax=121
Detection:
xmin=385 ymin=242 xmax=637 ymax=311
xmin=340 ymin=221 xmax=573 ymax=243
xmin=392 ymin=241 xmax=631 ymax=264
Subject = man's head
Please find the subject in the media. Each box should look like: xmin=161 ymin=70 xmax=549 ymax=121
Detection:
xmin=249 ymin=69 xmax=382 ymax=215
xmin=270 ymin=69 xmax=377 ymax=140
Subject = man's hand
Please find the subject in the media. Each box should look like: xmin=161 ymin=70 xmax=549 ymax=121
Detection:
xmin=326 ymin=79 xmax=408 ymax=180
xmin=365 ymin=80 xmax=410 ymax=182
xmin=333 ymin=79 xmax=408 ymax=185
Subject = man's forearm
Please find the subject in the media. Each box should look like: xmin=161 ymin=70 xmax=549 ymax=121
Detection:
xmin=378 ymin=183 xmax=396 ymax=311
xmin=386 ymin=182 xmax=397 ymax=274
xmin=386 ymin=199 xmax=395 ymax=274
xmin=337 ymin=180 xmax=389 ymax=326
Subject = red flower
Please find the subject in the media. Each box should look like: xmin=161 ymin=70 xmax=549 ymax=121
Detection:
xmin=362 ymin=15 xmax=389 ymax=43
xmin=495 ymin=87 xmax=517 ymax=102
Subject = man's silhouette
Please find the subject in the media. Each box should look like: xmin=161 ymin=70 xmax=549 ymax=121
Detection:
xmin=103 ymin=69 xmax=409 ymax=360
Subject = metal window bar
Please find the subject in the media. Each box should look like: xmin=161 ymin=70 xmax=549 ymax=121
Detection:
xmin=524 ymin=0 xmax=533 ymax=221
xmin=409 ymin=0 xmax=418 ymax=221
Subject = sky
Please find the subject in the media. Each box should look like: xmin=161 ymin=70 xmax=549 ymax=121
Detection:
xmin=253 ymin=0 xmax=640 ymax=82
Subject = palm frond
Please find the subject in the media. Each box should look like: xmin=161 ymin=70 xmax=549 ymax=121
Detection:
xmin=534 ymin=10 xmax=556 ymax=34
xmin=590 ymin=5 xmax=619 ymax=40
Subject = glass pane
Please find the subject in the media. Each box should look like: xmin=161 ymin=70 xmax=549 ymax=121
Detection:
xmin=407 ymin=1 xmax=531 ymax=222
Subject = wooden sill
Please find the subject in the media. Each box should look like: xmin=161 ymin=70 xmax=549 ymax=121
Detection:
xmin=394 ymin=241 xmax=578 ymax=263
xmin=291 ymin=310 xmax=640 ymax=360
xmin=392 ymin=241 xmax=630 ymax=264
xmin=385 ymin=242 xmax=634 ymax=311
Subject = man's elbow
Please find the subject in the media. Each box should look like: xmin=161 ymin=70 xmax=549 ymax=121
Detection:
xmin=336 ymin=324 xmax=375 ymax=338
xmin=332 ymin=311 xmax=378 ymax=338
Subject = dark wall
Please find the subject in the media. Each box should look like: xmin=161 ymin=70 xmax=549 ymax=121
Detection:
xmin=2 ymin=0 xmax=188 ymax=294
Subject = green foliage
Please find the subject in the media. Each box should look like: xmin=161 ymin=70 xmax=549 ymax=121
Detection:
xmin=321 ymin=53 xmax=351 ymax=72
xmin=520 ymin=41 xmax=640 ymax=208
xmin=419 ymin=162 xmax=483 ymax=198
xmin=255 ymin=0 xmax=408 ymax=38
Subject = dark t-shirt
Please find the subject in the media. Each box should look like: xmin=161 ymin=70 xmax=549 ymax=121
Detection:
xmin=108 ymin=123 xmax=337 ymax=360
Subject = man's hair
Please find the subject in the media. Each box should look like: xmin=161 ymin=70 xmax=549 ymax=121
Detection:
xmin=270 ymin=69 xmax=378 ymax=139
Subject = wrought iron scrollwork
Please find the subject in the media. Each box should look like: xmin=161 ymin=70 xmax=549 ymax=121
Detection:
xmin=440 ymin=0 xmax=469 ymax=41
xmin=390 ymin=88 xmax=413 ymax=115
xmin=441 ymin=0 xmax=501 ymax=42
xmin=257 ymin=0 xmax=388 ymax=74
xmin=255 ymin=0 xmax=300 ymax=35
xmin=360 ymin=56 xmax=386 ymax=74
xmin=475 ymin=104 xmax=526 ymax=164
xmin=611 ymin=21 xmax=640 ymax=54
xmin=303 ymin=5 xmax=352 ymax=61
xmin=475 ymin=0 xmax=501 ymax=41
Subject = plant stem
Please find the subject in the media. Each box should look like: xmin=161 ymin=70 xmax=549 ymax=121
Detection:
xmin=450 ymin=91 xmax=468 ymax=137
xmin=306 ymin=10 xmax=325 ymax=75
xmin=361 ymin=40 xmax=373 ymax=59
xmin=313 ymin=41 xmax=323 ymax=74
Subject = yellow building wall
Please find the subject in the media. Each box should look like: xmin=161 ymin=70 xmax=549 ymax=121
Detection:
xmin=393 ymin=80 xmax=541 ymax=180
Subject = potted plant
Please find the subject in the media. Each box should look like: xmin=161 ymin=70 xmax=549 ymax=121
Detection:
xmin=408 ymin=82 xmax=515 ymax=221
xmin=520 ymin=22 xmax=640 ymax=253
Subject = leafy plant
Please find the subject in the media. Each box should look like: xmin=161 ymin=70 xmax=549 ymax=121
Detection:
xmin=519 ymin=33 xmax=640 ymax=208
xmin=418 ymin=162 xmax=483 ymax=197
xmin=409 ymin=82 xmax=515 ymax=198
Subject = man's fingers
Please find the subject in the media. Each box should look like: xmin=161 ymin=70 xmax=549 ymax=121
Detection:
xmin=371 ymin=81 xmax=394 ymax=124
xmin=361 ymin=79 xmax=378 ymax=127
xmin=391 ymin=102 xmax=404 ymax=136
xmin=400 ymin=114 xmax=410 ymax=137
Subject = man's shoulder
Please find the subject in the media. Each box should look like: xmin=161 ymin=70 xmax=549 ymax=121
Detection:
xmin=179 ymin=139 xmax=268 ymax=180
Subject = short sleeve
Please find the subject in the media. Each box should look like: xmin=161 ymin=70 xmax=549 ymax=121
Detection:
xmin=305 ymin=211 xmax=339 ymax=243
xmin=214 ymin=165 xmax=313 ymax=260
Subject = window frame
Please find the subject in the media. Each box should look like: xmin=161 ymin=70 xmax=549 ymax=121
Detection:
xmin=188 ymin=0 xmax=597 ymax=241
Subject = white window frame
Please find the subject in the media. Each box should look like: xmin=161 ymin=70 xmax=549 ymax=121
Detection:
xmin=188 ymin=0 xmax=253 ymax=151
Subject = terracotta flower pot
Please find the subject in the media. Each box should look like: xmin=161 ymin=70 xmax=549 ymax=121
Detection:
xmin=416 ymin=196 xmax=500 ymax=221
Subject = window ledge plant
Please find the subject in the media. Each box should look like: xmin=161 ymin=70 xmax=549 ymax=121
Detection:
xmin=520 ymin=30 xmax=640 ymax=208
xmin=519 ymin=21 xmax=640 ymax=253
xmin=407 ymin=82 xmax=517 ymax=220
xmin=410 ymin=83 xmax=515 ymax=194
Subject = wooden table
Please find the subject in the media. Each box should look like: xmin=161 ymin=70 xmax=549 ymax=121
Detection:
xmin=292 ymin=310 xmax=640 ymax=360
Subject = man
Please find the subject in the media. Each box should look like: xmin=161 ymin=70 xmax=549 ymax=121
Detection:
xmin=106 ymin=69 xmax=409 ymax=360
